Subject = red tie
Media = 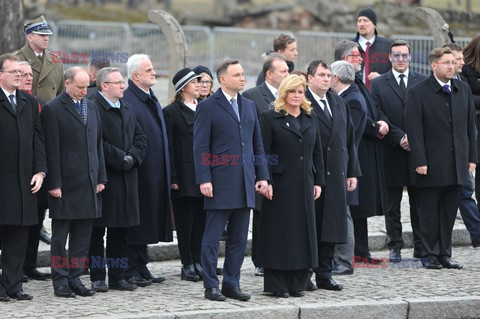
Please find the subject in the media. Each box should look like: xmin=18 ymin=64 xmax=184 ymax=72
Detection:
xmin=365 ymin=41 xmax=371 ymax=89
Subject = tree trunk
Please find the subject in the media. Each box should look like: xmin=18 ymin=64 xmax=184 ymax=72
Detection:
xmin=0 ymin=0 xmax=24 ymax=54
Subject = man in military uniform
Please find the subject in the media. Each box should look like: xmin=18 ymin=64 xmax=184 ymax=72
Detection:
xmin=14 ymin=15 xmax=64 ymax=102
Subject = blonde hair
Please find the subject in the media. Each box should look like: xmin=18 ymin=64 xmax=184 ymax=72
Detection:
xmin=274 ymin=74 xmax=312 ymax=114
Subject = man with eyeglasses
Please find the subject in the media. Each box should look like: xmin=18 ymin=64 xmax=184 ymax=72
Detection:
xmin=88 ymin=67 xmax=146 ymax=293
xmin=0 ymin=54 xmax=46 ymax=301
xmin=406 ymin=47 xmax=477 ymax=270
xmin=370 ymin=40 xmax=426 ymax=264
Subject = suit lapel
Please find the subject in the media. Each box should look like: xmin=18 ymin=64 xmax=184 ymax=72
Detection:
xmin=62 ymin=92 xmax=85 ymax=125
xmin=260 ymin=82 xmax=275 ymax=105
xmin=177 ymin=101 xmax=195 ymax=126
xmin=215 ymin=89 xmax=240 ymax=123
xmin=306 ymin=89 xmax=331 ymax=130
xmin=326 ymin=92 xmax=340 ymax=143
xmin=15 ymin=91 xmax=27 ymax=115
xmin=277 ymin=112 xmax=302 ymax=138
xmin=300 ymin=112 xmax=312 ymax=134
xmin=386 ymin=70 xmax=405 ymax=102
xmin=0 ymin=90 xmax=16 ymax=116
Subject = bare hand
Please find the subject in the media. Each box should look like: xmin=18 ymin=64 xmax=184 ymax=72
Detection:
xmin=377 ymin=120 xmax=389 ymax=137
xmin=313 ymin=185 xmax=322 ymax=200
xmin=263 ymin=184 xmax=273 ymax=200
xmin=346 ymin=177 xmax=357 ymax=192
xmin=255 ymin=180 xmax=268 ymax=195
xmin=31 ymin=172 xmax=45 ymax=194
xmin=469 ymin=163 xmax=476 ymax=173
xmin=171 ymin=183 xmax=179 ymax=190
xmin=416 ymin=166 xmax=428 ymax=175
xmin=96 ymin=184 xmax=105 ymax=193
xmin=400 ymin=134 xmax=410 ymax=151
xmin=368 ymin=72 xmax=381 ymax=80
xmin=49 ymin=188 xmax=62 ymax=198
xmin=200 ymin=182 xmax=213 ymax=198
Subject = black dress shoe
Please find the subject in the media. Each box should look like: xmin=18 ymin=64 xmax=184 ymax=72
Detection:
xmin=25 ymin=269 xmax=51 ymax=280
xmin=181 ymin=264 xmax=200 ymax=282
xmin=221 ymin=286 xmax=250 ymax=301
xmin=54 ymin=285 xmax=76 ymax=298
xmin=126 ymin=275 xmax=152 ymax=287
xmin=289 ymin=291 xmax=305 ymax=297
xmin=316 ymin=278 xmax=343 ymax=291
xmin=9 ymin=291 xmax=33 ymax=300
xmin=306 ymin=279 xmax=318 ymax=291
xmin=91 ymin=280 xmax=109 ymax=292
xmin=389 ymin=248 xmax=402 ymax=263
xmin=39 ymin=228 xmax=51 ymax=245
xmin=69 ymin=283 xmax=95 ymax=297
xmin=216 ymin=267 xmax=223 ymax=276
xmin=204 ymin=287 xmax=226 ymax=301
xmin=138 ymin=268 xmax=166 ymax=284
xmin=421 ymin=255 xmax=443 ymax=269
xmin=472 ymin=239 xmax=480 ymax=248
xmin=331 ymin=264 xmax=354 ymax=276
xmin=271 ymin=292 xmax=289 ymax=298
xmin=194 ymin=263 xmax=204 ymax=280
xmin=109 ymin=279 xmax=137 ymax=291
xmin=254 ymin=267 xmax=264 ymax=277
xmin=0 ymin=295 xmax=10 ymax=302
xmin=438 ymin=257 xmax=463 ymax=269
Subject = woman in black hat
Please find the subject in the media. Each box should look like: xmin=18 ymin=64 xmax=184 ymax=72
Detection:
xmin=193 ymin=65 xmax=214 ymax=101
xmin=163 ymin=68 xmax=205 ymax=282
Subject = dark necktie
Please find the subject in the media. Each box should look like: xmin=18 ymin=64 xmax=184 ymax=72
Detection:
xmin=75 ymin=101 xmax=87 ymax=123
xmin=9 ymin=94 xmax=17 ymax=112
xmin=399 ymin=74 xmax=407 ymax=96
xmin=365 ymin=41 xmax=371 ymax=89
xmin=442 ymin=84 xmax=451 ymax=95
xmin=230 ymin=98 xmax=240 ymax=121
xmin=320 ymin=99 xmax=331 ymax=122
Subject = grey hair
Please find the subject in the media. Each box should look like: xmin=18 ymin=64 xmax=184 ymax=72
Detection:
xmin=330 ymin=61 xmax=355 ymax=84
xmin=334 ymin=40 xmax=359 ymax=61
xmin=96 ymin=67 xmax=120 ymax=91
xmin=126 ymin=54 xmax=151 ymax=80
xmin=64 ymin=66 xmax=87 ymax=82
xmin=18 ymin=61 xmax=31 ymax=67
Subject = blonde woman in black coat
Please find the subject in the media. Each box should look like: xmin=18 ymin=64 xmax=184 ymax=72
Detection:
xmin=163 ymin=68 xmax=205 ymax=282
xmin=258 ymin=74 xmax=325 ymax=298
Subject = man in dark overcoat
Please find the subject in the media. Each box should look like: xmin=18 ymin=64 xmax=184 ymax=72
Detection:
xmin=89 ymin=67 xmax=146 ymax=292
xmin=194 ymin=60 xmax=269 ymax=301
xmin=41 ymin=67 xmax=106 ymax=297
xmin=0 ymin=54 xmax=46 ymax=301
xmin=305 ymin=60 xmax=360 ymax=291
xmin=370 ymin=40 xmax=427 ymax=262
xmin=406 ymin=47 xmax=477 ymax=269
xmin=122 ymin=54 xmax=171 ymax=286
xmin=242 ymin=53 xmax=289 ymax=277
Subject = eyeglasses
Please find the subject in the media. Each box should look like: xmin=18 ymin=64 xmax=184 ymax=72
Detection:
xmin=104 ymin=81 xmax=125 ymax=85
xmin=0 ymin=69 xmax=22 ymax=74
xmin=200 ymin=80 xmax=212 ymax=86
xmin=436 ymin=61 xmax=457 ymax=66
xmin=21 ymin=72 xmax=33 ymax=78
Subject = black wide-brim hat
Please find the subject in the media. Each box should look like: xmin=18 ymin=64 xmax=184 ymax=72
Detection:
xmin=173 ymin=67 xmax=202 ymax=93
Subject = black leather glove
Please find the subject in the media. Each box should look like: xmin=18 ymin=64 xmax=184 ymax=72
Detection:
xmin=121 ymin=155 xmax=134 ymax=171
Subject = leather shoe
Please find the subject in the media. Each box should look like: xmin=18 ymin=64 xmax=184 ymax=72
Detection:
xmin=194 ymin=263 xmax=204 ymax=280
xmin=109 ymin=279 xmax=137 ymax=291
xmin=54 ymin=285 xmax=76 ymax=298
xmin=389 ymin=248 xmax=402 ymax=263
xmin=126 ymin=275 xmax=152 ymax=287
xmin=9 ymin=291 xmax=33 ymax=300
xmin=421 ymin=255 xmax=443 ymax=269
xmin=69 ymin=283 xmax=95 ymax=297
xmin=181 ymin=264 xmax=199 ymax=282
xmin=138 ymin=268 xmax=166 ymax=283
xmin=39 ymin=228 xmax=51 ymax=245
xmin=221 ymin=286 xmax=250 ymax=301
xmin=438 ymin=257 xmax=463 ymax=269
xmin=289 ymin=291 xmax=305 ymax=297
xmin=91 ymin=280 xmax=109 ymax=292
xmin=331 ymin=264 xmax=354 ymax=276
xmin=306 ymin=279 xmax=318 ymax=291
xmin=472 ymin=238 xmax=480 ymax=248
xmin=25 ymin=269 xmax=51 ymax=280
xmin=271 ymin=292 xmax=289 ymax=298
xmin=316 ymin=278 xmax=343 ymax=291
xmin=204 ymin=287 xmax=226 ymax=301
xmin=0 ymin=295 xmax=10 ymax=302
xmin=254 ymin=266 xmax=264 ymax=277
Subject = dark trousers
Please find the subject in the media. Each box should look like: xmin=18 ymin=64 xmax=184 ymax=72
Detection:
xmin=0 ymin=225 xmax=29 ymax=296
xmin=24 ymin=204 xmax=48 ymax=272
xmin=89 ymin=227 xmax=128 ymax=283
xmin=313 ymin=194 xmax=336 ymax=279
xmin=459 ymin=173 xmax=480 ymax=244
xmin=125 ymin=244 xmax=149 ymax=279
xmin=385 ymin=186 xmax=422 ymax=251
xmin=50 ymin=219 xmax=93 ymax=289
xmin=173 ymin=197 xmax=205 ymax=266
xmin=353 ymin=218 xmax=369 ymax=258
xmin=417 ymin=186 xmax=461 ymax=257
xmin=201 ymin=208 xmax=250 ymax=289
xmin=264 ymin=268 xmax=308 ymax=293
xmin=251 ymin=209 xmax=260 ymax=267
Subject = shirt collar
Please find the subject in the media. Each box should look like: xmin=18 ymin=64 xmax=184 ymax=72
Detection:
xmin=221 ymin=89 xmax=238 ymax=103
xmin=434 ymin=76 xmax=451 ymax=88
xmin=337 ymin=84 xmax=351 ymax=96
xmin=265 ymin=81 xmax=278 ymax=98
xmin=99 ymin=91 xmax=121 ymax=108
xmin=358 ymin=35 xmax=376 ymax=50
xmin=392 ymin=68 xmax=409 ymax=80
xmin=1 ymin=87 xmax=16 ymax=97
xmin=308 ymin=87 xmax=326 ymax=102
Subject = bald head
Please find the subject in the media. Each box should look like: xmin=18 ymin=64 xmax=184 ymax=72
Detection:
xmin=65 ymin=67 xmax=90 ymax=101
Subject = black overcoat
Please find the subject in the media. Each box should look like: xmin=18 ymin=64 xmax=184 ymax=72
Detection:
xmin=123 ymin=80 xmax=173 ymax=244
xmin=306 ymin=89 xmax=360 ymax=243
xmin=0 ymin=89 xmax=46 ymax=225
xmin=257 ymin=109 xmax=324 ymax=270
xmin=93 ymin=92 xmax=146 ymax=227
xmin=163 ymin=100 xmax=202 ymax=199
xmin=41 ymin=91 xmax=106 ymax=219
xmin=406 ymin=75 xmax=477 ymax=187
xmin=370 ymin=70 xmax=427 ymax=187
